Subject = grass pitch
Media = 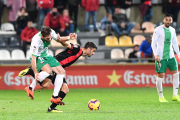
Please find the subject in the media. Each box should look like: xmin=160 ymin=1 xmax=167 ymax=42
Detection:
xmin=0 ymin=87 xmax=180 ymax=120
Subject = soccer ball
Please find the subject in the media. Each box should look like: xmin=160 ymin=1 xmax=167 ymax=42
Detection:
xmin=88 ymin=99 xmax=100 ymax=110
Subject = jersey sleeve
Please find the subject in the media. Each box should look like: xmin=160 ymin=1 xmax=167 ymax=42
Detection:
xmin=151 ymin=27 xmax=159 ymax=56
xmin=172 ymin=29 xmax=180 ymax=57
xmin=31 ymin=39 xmax=40 ymax=57
xmin=51 ymin=29 xmax=57 ymax=40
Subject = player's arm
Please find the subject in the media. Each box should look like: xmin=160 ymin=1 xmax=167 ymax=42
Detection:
xmin=172 ymin=30 xmax=180 ymax=58
xmin=31 ymin=55 xmax=39 ymax=80
xmin=31 ymin=40 xmax=40 ymax=80
xmin=51 ymin=29 xmax=77 ymax=49
xmin=58 ymin=33 xmax=77 ymax=49
xmin=31 ymin=55 xmax=38 ymax=74
xmin=151 ymin=28 xmax=160 ymax=61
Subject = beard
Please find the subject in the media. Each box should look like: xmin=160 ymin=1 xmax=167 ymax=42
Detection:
xmin=165 ymin=23 xmax=170 ymax=28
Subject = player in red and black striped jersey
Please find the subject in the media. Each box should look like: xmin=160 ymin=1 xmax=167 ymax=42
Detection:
xmin=55 ymin=43 xmax=83 ymax=68
xmin=19 ymin=41 xmax=97 ymax=112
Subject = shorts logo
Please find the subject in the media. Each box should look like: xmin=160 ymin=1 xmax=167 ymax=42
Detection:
xmin=157 ymin=62 xmax=161 ymax=70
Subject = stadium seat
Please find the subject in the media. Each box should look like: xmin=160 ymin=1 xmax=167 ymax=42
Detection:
xmin=1 ymin=23 xmax=15 ymax=31
xmin=0 ymin=39 xmax=7 ymax=47
xmin=111 ymin=48 xmax=124 ymax=59
xmin=131 ymin=23 xmax=143 ymax=33
xmin=119 ymin=35 xmax=134 ymax=47
xmin=86 ymin=52 xmax=105 ymax=63
xmin=124 ymin=48 xmax=133 ymax=59
xmin=0 ymin=49 xmax=11 ymax=60
xmin=48 ymin=49 xmax=54 ymax=56
xmin=55 ymin=49 xmax=64 ymax=55
xmin=11 ymin=49 xmax=26 ymax=60
xmin=26 ymin=49 xmax=30 ymax=59
xmin=142 ymin=22 xmax=155 ymax=33
xmin=133 ymin=35 xmax=146 ymax=45
xmin=8 ymin=36 xmax=20 ymax=47
xmin=105 ymin=36 xmax=119 ymax=47
xmin=51 ymin=40 xmax=63 ymax=47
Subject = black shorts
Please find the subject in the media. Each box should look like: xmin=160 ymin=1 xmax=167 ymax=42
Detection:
xmin=38 ymin=72 xmax=67 ymax=86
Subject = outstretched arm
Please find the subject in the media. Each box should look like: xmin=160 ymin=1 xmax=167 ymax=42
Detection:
xmin=57 ymin=33 xmax=77 ymax=49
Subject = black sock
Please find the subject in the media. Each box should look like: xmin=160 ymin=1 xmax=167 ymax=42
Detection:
xmin=29 ymin=87 xmax=32 ymax=90
xmin=28 ymin=67 xmax=35 ymax=78
xmin=50 ymin=91 xmax=66 ymax=110
xmin=58 ymin=91 xmax=66 ymax=100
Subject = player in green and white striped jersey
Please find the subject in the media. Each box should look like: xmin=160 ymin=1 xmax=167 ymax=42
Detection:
xmin=152 ymin=14 xmax=180 ymax=102
xmin=25 ymin=26 xmax=77 ymax=106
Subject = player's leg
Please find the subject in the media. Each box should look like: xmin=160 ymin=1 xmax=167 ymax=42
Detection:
xmin=155 ymin=60 xmax=168 ymax=102
xmin=25 ymin=57 xmax=52 ymax=100
xmin=48 ymin=83 xmax=69 ymax=112
xmin=168 ymin=57 xmax=180 ymax=102
xmin=50 ymin=65 xmax=65 ymax=104
xmin=19 ymin=67 xmax=35 ymax=77
xmin=171 ymin=70 xmax=180 ymax=102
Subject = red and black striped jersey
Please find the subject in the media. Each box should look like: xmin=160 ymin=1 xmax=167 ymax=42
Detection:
xmin=54 ymin=43 xmax=83 ymax=68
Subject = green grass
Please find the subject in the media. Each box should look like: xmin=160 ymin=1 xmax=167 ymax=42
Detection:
xmin=0 ymin=88 xmax=180 ymax=120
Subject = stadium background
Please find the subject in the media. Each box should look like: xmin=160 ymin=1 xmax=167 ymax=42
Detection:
xmin=0 ymin=0 xmax=179 ymax=90
xmin=1 ymin=0 xmax=180 ymax=119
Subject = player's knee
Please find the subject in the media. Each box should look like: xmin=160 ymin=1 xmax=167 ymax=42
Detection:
xmin=57 ymin=68 xmax=65 ymax=74
xmin=45 ymin=69 xmax=52 ymax=74
xmin=158 ymin=73 xmax=164 ymax=78
xmin=41 ymin=82 xmax=51 ymax=88
xmin=41 ymin=78 xmax=51 ymax=88
xmin=173 ymin=72 xmax=179 ymax=77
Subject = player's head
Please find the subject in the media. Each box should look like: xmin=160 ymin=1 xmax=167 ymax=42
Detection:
xmin=163 ymin=14 xmax=173 ymax=28
xmin=41 ymin=26 xmax=52 ymax=42
xmin=83 ymin=42 xmax=97 ymax=57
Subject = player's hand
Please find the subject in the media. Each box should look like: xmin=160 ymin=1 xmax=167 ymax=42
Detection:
xmin=57 ymin=33 xmax=60 ymax=40
xmin=69 ymin=33 xmax=77 ymax=39
xmin=155 ymin=55 xmax=160 ymax=62
xmin=35 ymin=73 xmax=40 ymax=81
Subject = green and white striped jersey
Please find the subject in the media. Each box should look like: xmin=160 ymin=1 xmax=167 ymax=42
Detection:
xmin=30 ymin=29 xmax=57 ymax=57
xmin=151 ymin=25 xmax=180 ymax=60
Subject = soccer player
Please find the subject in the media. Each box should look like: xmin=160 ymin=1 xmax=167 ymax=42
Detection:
xmin=19 ymin=41 xmax=97 ymax=112
xmin=25 ymin=26 xmax=77 ymax=106
xmin=151 ymin=14 xmax=180 ymax=102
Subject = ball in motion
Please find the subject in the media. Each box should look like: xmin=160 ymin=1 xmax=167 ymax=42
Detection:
xmin=88 ymin=99 xmax=100 ymax=110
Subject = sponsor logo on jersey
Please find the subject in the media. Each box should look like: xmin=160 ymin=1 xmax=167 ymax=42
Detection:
xmin=73 ymin=44 xmax=78 ymax=48
xmin=33 ymin=48 xmax=36 ymax=53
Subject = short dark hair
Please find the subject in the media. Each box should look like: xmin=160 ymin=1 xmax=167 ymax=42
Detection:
xmin=84 ymin=42 xmax=97 ymax=50
xmin=41 ymin=26 xmax=51 ymax=37
xmin=134 ymin=45 xmax=139 ymax=48
xmin=164 ymin=14 xmax=173 ymax=18
xmin=20 ymin=7 xmax=26 ymax=12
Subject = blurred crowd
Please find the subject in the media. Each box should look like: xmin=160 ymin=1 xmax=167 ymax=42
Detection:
xmin=0 ymin=0 xmax=179 ymax=61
